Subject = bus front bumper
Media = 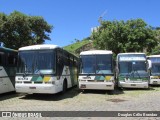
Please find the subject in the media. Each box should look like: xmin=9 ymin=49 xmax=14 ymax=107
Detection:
xmin=150 ymin=79 xmax=160 ymax=85
xmin=118 ymin=81 xmax=148 ymax=88
xmin=15 ymin=84 xmax=59 ymax=94
xmin=79 ymin=82 xmax=114 ymax=90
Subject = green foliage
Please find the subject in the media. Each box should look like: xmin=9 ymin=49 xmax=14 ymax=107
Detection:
xmin=0 ymin=11 xmax=53 ymax=49
xmin=92 ymin=19 xmax=158 ymax=55
xmin=151 ymin=45 xmax=160 ymax=55
xmin=63 ymin=39 xmax=90 ymax=54
xmin=150 ymin=29 xmax=160 ymax=55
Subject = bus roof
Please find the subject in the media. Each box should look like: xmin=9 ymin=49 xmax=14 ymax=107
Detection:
xmin=147 ymin=55 xmax=160 ymax=58
xmin=0 ymin=46 xmax=17 ymax=52
xmin=19 ymin=44 xmax=60 ymax=51
xmin=117 ymin=53 xmax=146 ymax=61
xmin=80 ymin=50 xmax=112 ymax=55
xmin=117 ymin=53 xmax=145 ymax=56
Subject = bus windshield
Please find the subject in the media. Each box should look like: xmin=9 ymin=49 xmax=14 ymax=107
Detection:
xmin=119 ymin=61 xmax=148 ymax=77
xmin=151 ymin=63 xmax=160 ymax=75
xmin=80 ymin=54 xmax=113 ymax=74
xmin=17 ymin=50 xmax=55 ymax=74
xmin=149 ymin=57 xmax=160 ymax=75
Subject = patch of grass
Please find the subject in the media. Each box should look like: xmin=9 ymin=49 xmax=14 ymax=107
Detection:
xmin=63 ymin=40 xmax=90 ymax=55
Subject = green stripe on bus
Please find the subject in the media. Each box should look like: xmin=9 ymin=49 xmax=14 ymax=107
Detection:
xmin=95 ymin=76 xmax=105 ymax=80
xmin=31 ymin=76 xmax=43 ymax=82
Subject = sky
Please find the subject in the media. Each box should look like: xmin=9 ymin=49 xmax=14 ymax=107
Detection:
xmin=0 ymin=0 xmax=160 ymax=47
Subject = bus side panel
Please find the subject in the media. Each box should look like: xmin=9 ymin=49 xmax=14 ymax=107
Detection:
xmin=69 ymin=58 xmax=78 ymax=87
xmin=0 ymin=66 xmax=15 ymax=94
xmin=56 ymin=49 xmax=78 ymax=89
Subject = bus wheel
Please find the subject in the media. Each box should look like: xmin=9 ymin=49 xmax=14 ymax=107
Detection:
xmin=118 ymin=87 xmax=123 ymax=91
xmin=79 ymin=89 xmax=84 ymax=93
xmin=62 ymin=80 xmax=67 ymax=93
xmin=80 ymin=89 xmax=86 ymax=93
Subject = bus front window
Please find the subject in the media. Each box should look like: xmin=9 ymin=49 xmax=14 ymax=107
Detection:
xmin=119 ymin=62 xmax=131 ymax=74
xmin=149 ymin=57 xmax=160 ymax=76
xmin=18 ymin=51 xmax=35 ymax=73
xmin=151 ymin=63 xmax=160 ymax=75
xmin=34 ymin=51 xmax=55 ymax=74
xmin=17 ymin=50 xmax=55 ymax=74
xmin=80 ymin=54 xmax=113 ymax=74
xmin=96 ymin=55 xmax=112 ymax=74
xmin=80 ymin=55 xmax=96 ymax=74
xmin=119 ymin=61 xmax=148 ymax=77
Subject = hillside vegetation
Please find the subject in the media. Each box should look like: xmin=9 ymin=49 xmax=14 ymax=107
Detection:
xmin=63 ymin=39 xmax=91 ymax=55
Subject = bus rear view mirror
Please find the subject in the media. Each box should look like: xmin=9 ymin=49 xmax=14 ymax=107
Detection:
xmin=147 ymin=60 xmax=152 ymax=69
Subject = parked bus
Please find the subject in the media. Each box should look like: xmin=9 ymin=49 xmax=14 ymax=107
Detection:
xmin=116 ymin=53 xmax=151 ymax=88
xmin=15 ymin=44 xmax=79 ymax=94
xmin=78 ymin=50 xmax=115 ymax=91
xmin=147 ymin=55 xmax=160 ymax=85
xmin=0 ymin=46 xmax=17 ymax=94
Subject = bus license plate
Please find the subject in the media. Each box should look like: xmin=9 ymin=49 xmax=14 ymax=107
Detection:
xmin=153 ymin=81 xmax=157 ymax=84
xmin=131 ymin=84 xmax=136 ymax=86
xmin=80 ymin=84 xmax=86 ymax=88
xmin=29 ymin=87 xmax=36 ymax=89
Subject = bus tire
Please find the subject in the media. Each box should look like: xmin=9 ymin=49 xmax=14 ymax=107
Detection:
xmin=62 ymin=79 xmax=67 ymax=93
xmin=79 ymin=89 xmax=84 ymax=93
xmin=118 ymin=87 xmax=123 ymax=91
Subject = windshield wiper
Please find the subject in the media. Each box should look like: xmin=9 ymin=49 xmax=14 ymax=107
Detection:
xmin=96 ymin=65 xmax=105 ymax=77
xmin=33 ymin=60 xmax=40 ymax=74
xmin=134 ymin=70 xmax=141 ymax=79
xmin=34 ymin=69 xmax=40 ymax=74
xmin=23 ymin=64 xmax=29 ymax=77
xmin=131 ymin=67 xmax=141 ymax=79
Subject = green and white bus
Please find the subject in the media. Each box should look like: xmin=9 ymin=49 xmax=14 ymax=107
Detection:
xmin=0 ymin=46 xmax=17 ymax=94
xmin=78 ymin=50 xmax=115 ymax=91
xmin=15 ymin=44 xmax=78 ymax=94
xmin=116 ymin=53 xmax=151 ymax=88
xmin=147 ymin=55 xmax=160 ymax=85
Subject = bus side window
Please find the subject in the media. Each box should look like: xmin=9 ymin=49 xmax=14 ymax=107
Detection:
xmin=7 ymin=53 xmax=17 ymax=66
xmin=73 ymin=57 xmax=77 ymax=67
xmin=70 ymin=56 xmax=73 ymax=67
xmin=0 ymin=52 xmax=4 ymax=66
xmin=56 ymin=49 xmax=64 ymax=77
xmin=57 ymin=56 xmax=61 ymax=64
xmin=63 ymin=51 xmax=69 ymax=66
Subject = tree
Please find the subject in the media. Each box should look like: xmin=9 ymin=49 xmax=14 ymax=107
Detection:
xmin=92 ymin=19 xmax=158 ymax=55
xmin=0 ymin=11 xmax=53 ymax=49
xmin=150 ymin=28 xmax=160 ymax=54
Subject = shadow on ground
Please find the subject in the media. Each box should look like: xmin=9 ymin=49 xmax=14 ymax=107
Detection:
xmin=122 ymin=87 xmax=155 ymax=91
xmin=7 ymin=86 xmax=158 ymax=101
xmin=0 ymin=91 xmax=25 ymax=101
xmin=19 ymin=86 xmax=80 ymax=101
xmin=150 ymin=84 xmax=160 ymax=87
xmin=79 ymin=87 xmax=125 ymax=95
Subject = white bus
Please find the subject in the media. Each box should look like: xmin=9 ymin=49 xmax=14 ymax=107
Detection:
xmin=116 ymin=53 xmax=151 ymax=88
xmin=78 ymin=50 xmax=115 ymax=91
xmin=15 ymin=44 xmax=79 ymax=94
xmin=0 ymin=46 xmax=17 ymax=94
xmin=147 ymin=55 xmax=160 ymax=85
